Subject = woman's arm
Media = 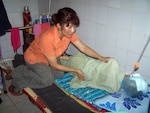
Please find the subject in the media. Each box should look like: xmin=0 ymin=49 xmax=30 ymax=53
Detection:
xmin=58 ymin=55 xmax=70 ymax=60
xmin=73 ymin=40 xmax=110 ymax=63
xmin=46 ymin=56 xmax=85 ymax=80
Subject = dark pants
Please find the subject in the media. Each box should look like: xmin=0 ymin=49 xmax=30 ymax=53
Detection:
xmin=12 ymin=57 xmax=64 ymax=92
xmin=25 ymin=60 xmax=64 ymax=88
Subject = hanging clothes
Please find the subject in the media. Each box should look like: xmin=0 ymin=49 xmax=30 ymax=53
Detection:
xmin=33 ymin=24 xmax=41 ymax=37
xmin=0 ymin=0 xmax=12 ymax=36
xmin=33 ymin=22 xmax=50 ymax=37
xmin=11 ymin=28 xmax=21 ymax=53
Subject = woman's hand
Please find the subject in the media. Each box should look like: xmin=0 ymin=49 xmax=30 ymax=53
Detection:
xmin=76 ymin=70 xmax=85 ymax=80
xmin=100 ymin=57 xmax=111 ymax=63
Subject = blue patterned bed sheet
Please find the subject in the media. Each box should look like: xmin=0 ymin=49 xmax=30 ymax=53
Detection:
xmin=54 ymin=73 xmax=150 ymax=113
xmin=54 ymin=73 xmax=109 ymax=108
xmin=93 ymin=85 xmax=150 ymax=113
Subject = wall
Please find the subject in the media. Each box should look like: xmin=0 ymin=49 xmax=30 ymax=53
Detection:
xmin=1 ymin=0 xmax=150 ymax=83
xmin=38 ymin=0 xmax=49 ymax=17
xmin=50 ymin=0 xmax=150 ymax=82
xmin=0 ymin=0 xmax=49 ymax=59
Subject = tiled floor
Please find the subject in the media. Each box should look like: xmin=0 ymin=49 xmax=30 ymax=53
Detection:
xmin=0 ymin=80 xmax=43 ymax=113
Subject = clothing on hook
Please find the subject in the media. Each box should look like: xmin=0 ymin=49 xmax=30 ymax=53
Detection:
xmin=11 ymin=28 xmax=21 ymax=53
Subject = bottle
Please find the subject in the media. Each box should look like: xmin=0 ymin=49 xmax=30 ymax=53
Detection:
xmin=23 ymin=6 xmax=32 ymax=33
xmin=39 ymin=15 xmax=42 ymax=24
xmin=42 ymin=13 xmax=48 ymax=23
xmin=23 ymin=6 xmax=31 ymax=26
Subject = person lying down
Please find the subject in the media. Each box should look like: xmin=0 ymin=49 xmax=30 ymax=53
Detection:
xmin=60 ymin=52 xmax=125 ymax=93
xmin=60 ymin=52 xmax=148 ymax=97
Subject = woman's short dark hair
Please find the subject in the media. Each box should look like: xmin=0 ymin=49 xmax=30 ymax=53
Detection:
xmin=52 ymin=7 xmax=80 ymax=27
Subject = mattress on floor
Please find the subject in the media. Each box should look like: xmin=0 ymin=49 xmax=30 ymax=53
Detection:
xmin=23 ymin=73 xmax=150 ymax=113
xmin=23 ymin=73 xmax=109 ymax=113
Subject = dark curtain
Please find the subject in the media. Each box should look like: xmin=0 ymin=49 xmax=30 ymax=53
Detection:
xmin=0 ymin=0 xmax=12 ymax=36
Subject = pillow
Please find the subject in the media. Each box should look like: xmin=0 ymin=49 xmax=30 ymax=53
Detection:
xmin=93 ymin=85 xmax=150 ymax=113
xmin=121 ymin=73 xmax=148 ymax=97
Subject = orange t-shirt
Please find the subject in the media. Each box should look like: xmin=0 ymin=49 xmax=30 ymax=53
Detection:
xmin=24 ymin=26 xmax=79 ymax=65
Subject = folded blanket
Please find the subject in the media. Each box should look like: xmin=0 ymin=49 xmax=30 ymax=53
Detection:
xmin=60 ymin=52 xmax=125 ymax=93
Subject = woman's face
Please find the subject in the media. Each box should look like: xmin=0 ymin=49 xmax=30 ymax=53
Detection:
xmin=61 ymin=23 xmax=77 ymax=38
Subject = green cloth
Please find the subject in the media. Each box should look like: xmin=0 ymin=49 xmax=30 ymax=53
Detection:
xmin=60 ymin=52 xmax=125 ymax=93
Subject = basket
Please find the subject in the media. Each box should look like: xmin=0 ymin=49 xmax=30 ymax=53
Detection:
xmin=0 ymin=58 xmax=14 ymax=70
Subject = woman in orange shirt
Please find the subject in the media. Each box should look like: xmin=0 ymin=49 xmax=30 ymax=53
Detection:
xmin=11 ymin=7 xmax=110 ymax=93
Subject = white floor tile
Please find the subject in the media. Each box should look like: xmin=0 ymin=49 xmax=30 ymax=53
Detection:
xmin=0 ymin=94 xmax=14 ymax=109
xmin=0 ymin=105 xmax=20 ymax=113
xmin=0 ymin=79 xmax=43 ymax=113
xmin=15 ymin=99 xmax=41 ymax=113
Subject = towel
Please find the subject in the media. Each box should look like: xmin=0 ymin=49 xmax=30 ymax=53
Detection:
xmin=41 ymin=22 xmax=50 ymax=32
xmin=33 ymin=24 xmax=41 ymax=37
xmin=33 ymin=23 xmax=50 ymax=37
xmin=11 ymin=28 xmax=21 ymax=53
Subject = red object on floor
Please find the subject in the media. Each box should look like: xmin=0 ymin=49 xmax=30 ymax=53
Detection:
xmin=8 ymin=85 xmax=23 ymax=96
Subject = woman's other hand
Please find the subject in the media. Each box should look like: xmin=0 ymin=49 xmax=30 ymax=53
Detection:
xmin=59 ymin=55 xmax=70 ymax=60
xmin=76 ymin=70 xmax=85 ymax=80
